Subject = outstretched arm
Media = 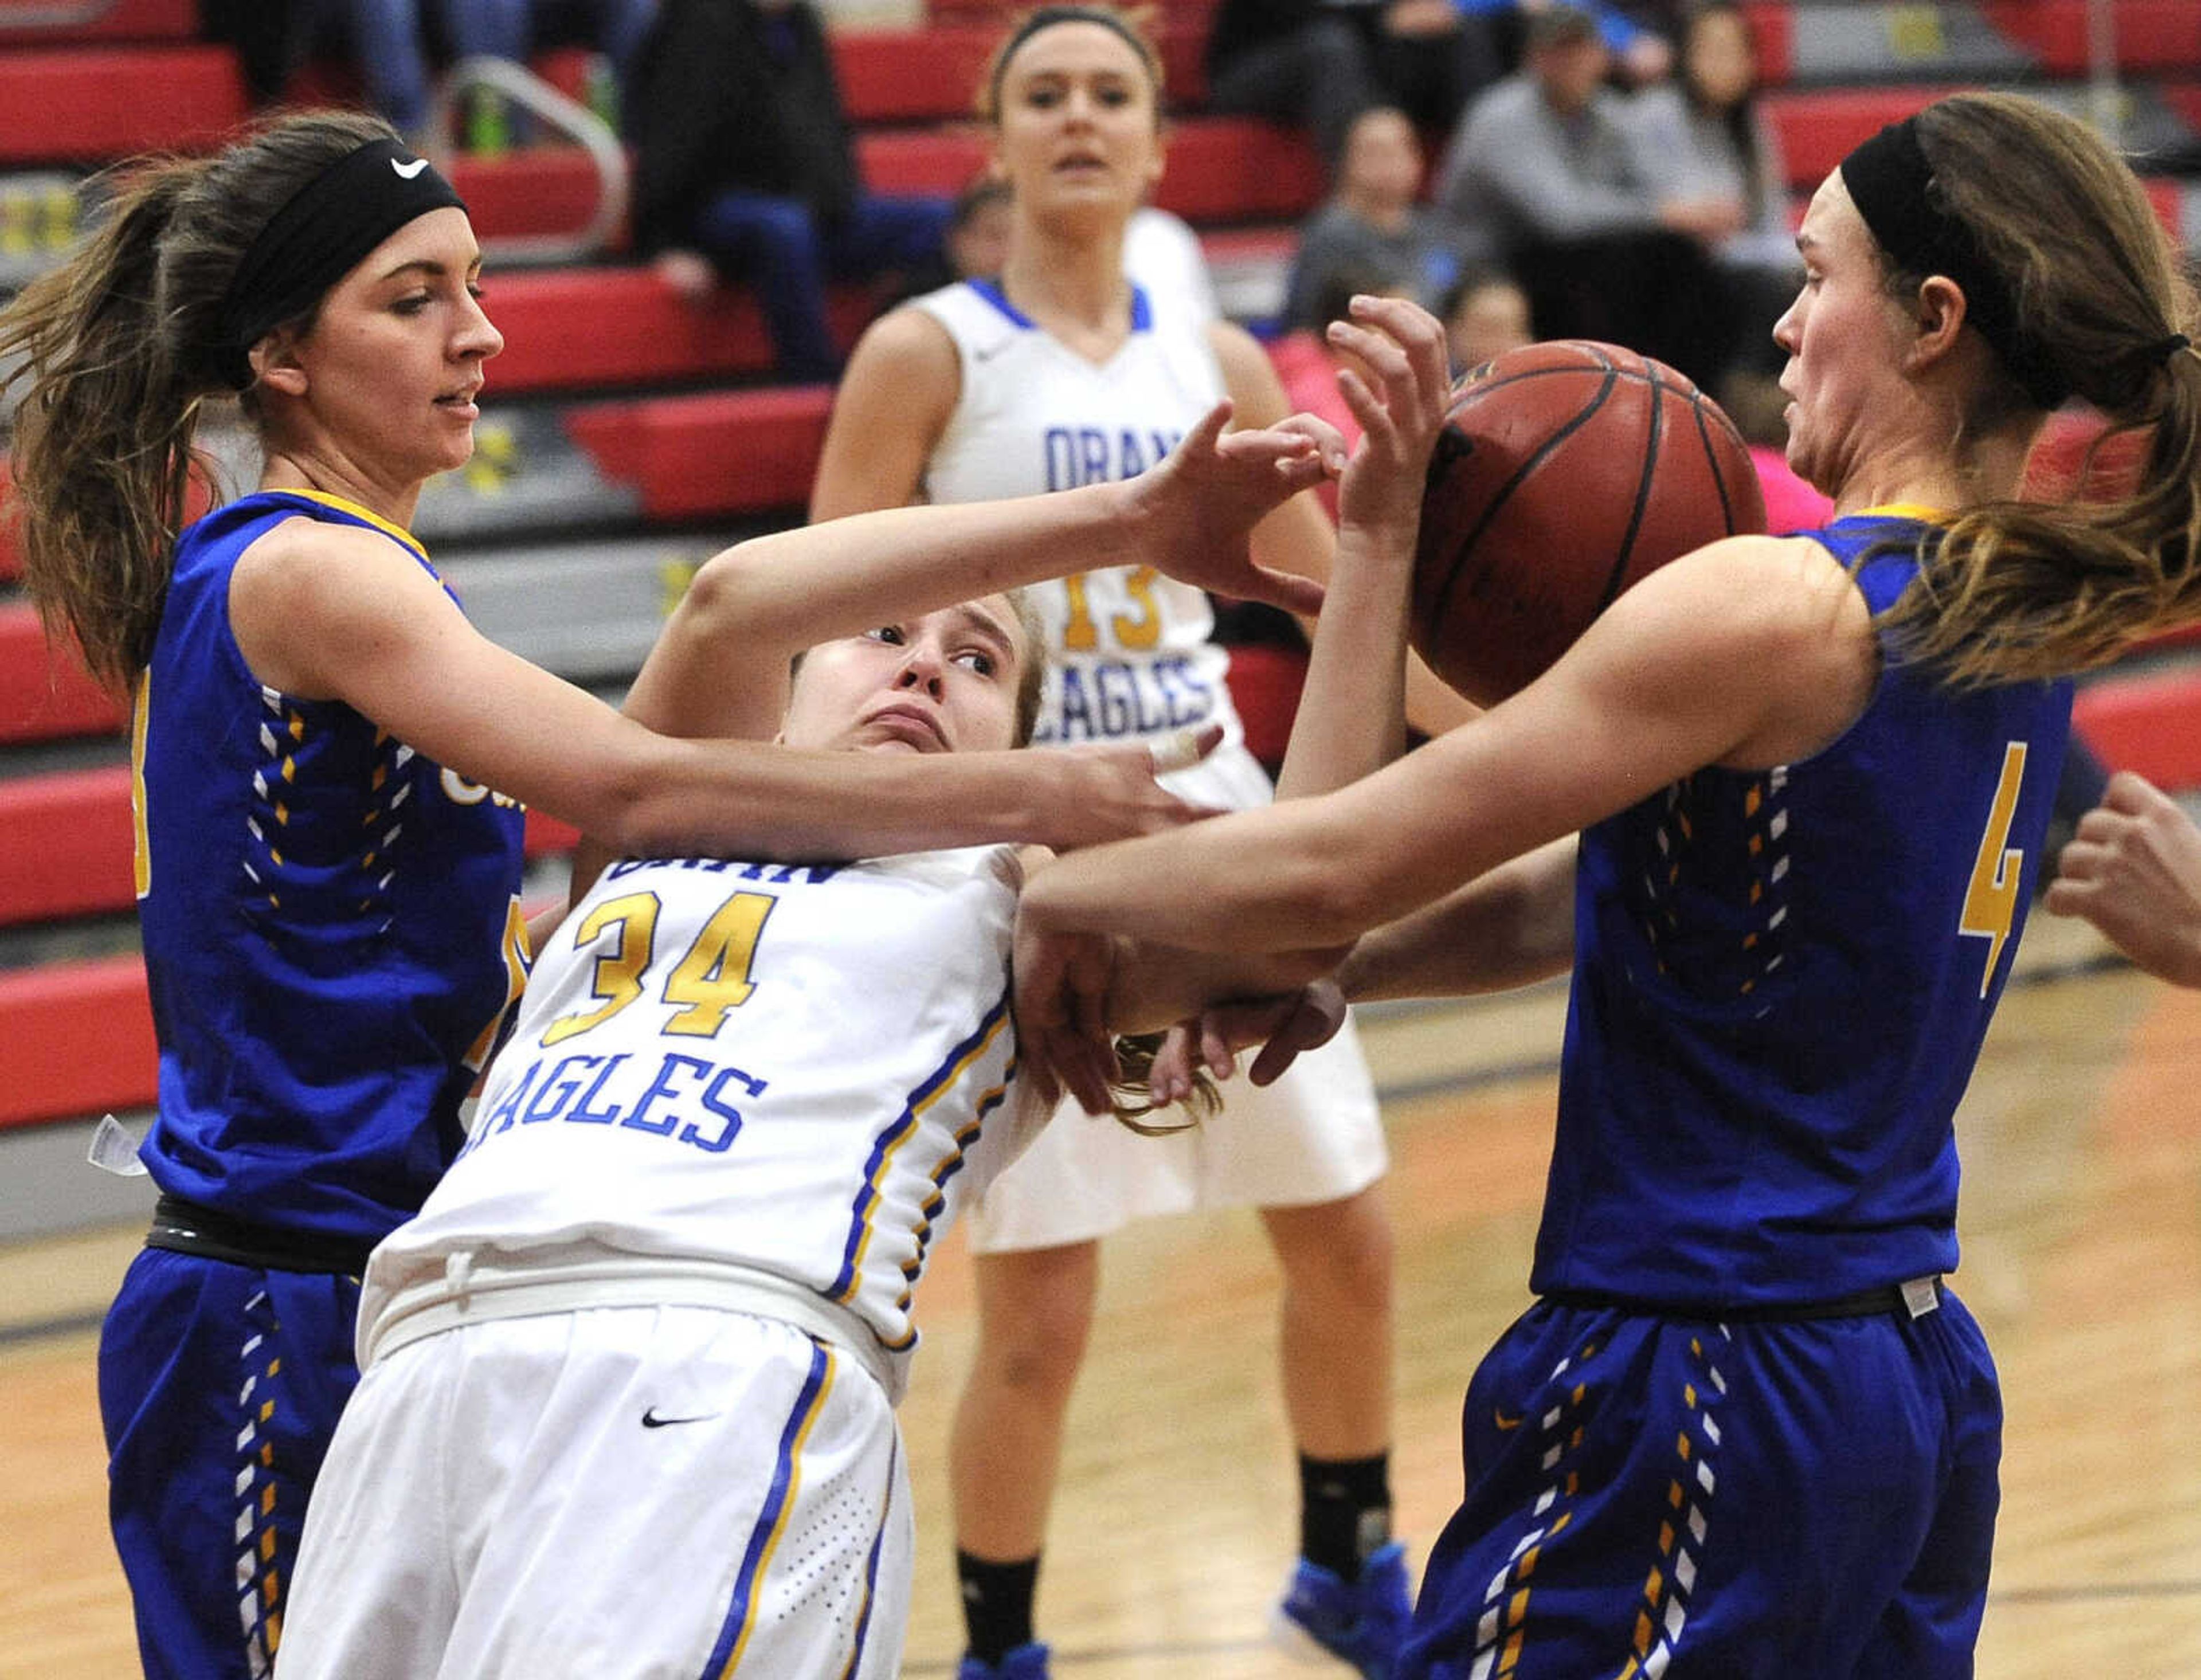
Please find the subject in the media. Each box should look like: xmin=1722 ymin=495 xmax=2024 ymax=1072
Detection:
xmin=1017 ymin=532 xmax=1878 ymax=957
xmin=2044 ymin=771 xmax=2201 ymax=988
xmin=1211 ymin=315 xmax=1478 ymax=743
xmin=1267 ymin=295 xmax=1451 ymax=799
xmin=631 ymin=400 xmax=1330 ymax=746
xmin=228 ymin=520 xmax=1228 ymax=873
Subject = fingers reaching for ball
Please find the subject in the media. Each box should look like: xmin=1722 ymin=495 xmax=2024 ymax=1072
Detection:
xmin=1325 ymin=295 xmax=1453 ymax=537
xmin=1331 ymin=294 xmax=1453 ymax=433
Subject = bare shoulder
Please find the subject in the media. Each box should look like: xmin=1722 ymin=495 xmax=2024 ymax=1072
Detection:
xmin=232 ymin=515 xmax=437 ymax=614
xmin=843 ymin=304 xmax=961 ymax=400
xmin=1646 ymin=539 xmax=1866 ymax=639
xmin=1638 ymin=535 xmax=1877 ymax=764
xmin=229 ymin=515 xmax=454 ymax=696
xmin=812 ymin=305 xmax=962 ymax=518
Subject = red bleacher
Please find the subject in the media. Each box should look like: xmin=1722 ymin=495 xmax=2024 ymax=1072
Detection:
xmin=0 ymin=0 xmax=193 ymax=42
xmin=0 ymin=44 xmax=245 ymax=163
xmin=1764 ymin=84 xmax=1966 ymax=182
xmin=0 ymin=600 xmax=121 ymax=742
xmin=483 ymin=267 xmax=878 ymax=391
xmin=1983 ymin=0 xmax=2201 ymax=73
xmin=563 ymin=386 xmax=835 ymax=520
xmin=2074 ymin=671 xmax=2201 ymax=792
xmin=1 ymin=955 xmax=157 ymax=1129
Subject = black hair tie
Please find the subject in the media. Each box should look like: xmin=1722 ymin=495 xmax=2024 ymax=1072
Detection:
xmin=2152 ymin=332 xmax=2192 ymax=366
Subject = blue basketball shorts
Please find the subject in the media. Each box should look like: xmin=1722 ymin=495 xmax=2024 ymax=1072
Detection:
xmin=1401 ymin=1291 xmax=2002 ymax=1679
xmin=97 ymin=1246 xmax=363 ymax=1680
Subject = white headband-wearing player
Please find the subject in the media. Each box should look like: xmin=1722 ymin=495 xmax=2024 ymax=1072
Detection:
xmin=272 ymin=401 xmax=1366 ymax=1679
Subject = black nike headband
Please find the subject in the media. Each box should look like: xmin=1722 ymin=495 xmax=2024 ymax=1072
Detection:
xmin=217 ymin=136 xmax=467 ymax=391
xmin=1839 ymin=115 xmax=2067 ymax=409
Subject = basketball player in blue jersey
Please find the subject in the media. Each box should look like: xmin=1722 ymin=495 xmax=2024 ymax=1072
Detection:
xmin=0 ymin=109 xmax=1334 ymax=1680
xmin=1015 ymin=95 xmax=2201 ymax=1675
xmin=812 ymin=11 xmax=1472 ymax=1674
xmin=275 ymin=320 xmax=1448 ymax=1677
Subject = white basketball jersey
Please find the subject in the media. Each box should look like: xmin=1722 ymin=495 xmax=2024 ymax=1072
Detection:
xmin=363 ymin=845 xmax=1037 ymax=1388
xmin=912 ymin=279 xmax=1243 ymax=755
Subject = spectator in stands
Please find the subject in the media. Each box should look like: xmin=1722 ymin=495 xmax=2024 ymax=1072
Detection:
xmin=1451 ymin=0 xmax=1673 ymax=87
xmin=884 ymin=175 xmax=1013 ymax=308
xmin=1203 ymin=0 xmax=1505 ymax=167
xmin=436 ymin=0 xmax=661 ymax=142
xmin=628 ymin=0 xmax=954 ymax=381
xmin=2047 ymin=773 xmax=2201 ymax=987
xmin=1282 ymin=105 xmax=1461 ymax=331
xmin=0 ymin=108 xmax=1324 ymax=1680
xmin=204 ymin=0 xmax=438 ymax=146
xmin=440 ymin=0 xmax=657 ymax=91
xmin=1432 ymin=0 xmax=1734 ymax=386
xmin=1436 ymin=261 xmax=1533 ymax=374
xmin=1626 ymin=0 xmax=1801 ymax=375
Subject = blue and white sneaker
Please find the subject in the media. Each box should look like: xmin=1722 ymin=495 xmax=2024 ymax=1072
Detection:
xmin=1273 ymin=1541 xmax=1412 ymax=1678
xmin=955 ymin=1642 xmax=1051 ymax=1680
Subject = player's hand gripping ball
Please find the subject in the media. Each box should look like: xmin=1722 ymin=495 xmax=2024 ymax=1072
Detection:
xmin=1411 ymin=340 xmax=1767 ymax=707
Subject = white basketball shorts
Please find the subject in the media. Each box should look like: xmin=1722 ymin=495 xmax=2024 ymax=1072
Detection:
xmin=279 ymin=1303 xmax=911 ymax=1679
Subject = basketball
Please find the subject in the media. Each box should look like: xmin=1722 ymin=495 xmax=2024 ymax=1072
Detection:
xmin=1412 ymin=340 xmax=1767 ymax=707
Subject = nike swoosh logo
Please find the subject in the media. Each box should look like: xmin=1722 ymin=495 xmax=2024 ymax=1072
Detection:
xmin=641 ymin=1407 xmax=719 ymax=1429
xmin=1493 ymin=1408 xmax=1523 ymax=1431
xmin=391 ymin=157 xmax=430 ymax=179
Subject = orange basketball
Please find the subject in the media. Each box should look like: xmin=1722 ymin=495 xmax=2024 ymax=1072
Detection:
xmin=1412 ymin=341 xmax=1767 ymax=707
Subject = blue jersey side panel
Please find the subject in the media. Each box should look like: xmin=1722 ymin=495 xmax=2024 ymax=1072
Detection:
xmin=134 ymin=491 xmax=527 ymax=1245
xmin=1536 ymin=515 xmax=2073 ymax=1306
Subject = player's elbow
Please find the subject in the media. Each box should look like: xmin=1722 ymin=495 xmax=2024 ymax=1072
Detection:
xmin=1270 ymin=845 xmax=1391 ymax=950
xmin=574 ymin=734 xmax=711 ymax=857
xmin=670 ymin=544 xmax=769 ymax=641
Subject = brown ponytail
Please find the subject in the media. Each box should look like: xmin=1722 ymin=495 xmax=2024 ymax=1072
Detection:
xmin=0 ymin=109 xmax=397 ymax=695
xmin=1870 ymin=93 xmax=2201 ymax=684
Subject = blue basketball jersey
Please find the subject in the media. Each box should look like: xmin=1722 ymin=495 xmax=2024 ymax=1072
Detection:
xmin=1536 ymin=511 xmax=2073 ymax=1306
xmin=132 ymin=489 xmax=528 ymax=1246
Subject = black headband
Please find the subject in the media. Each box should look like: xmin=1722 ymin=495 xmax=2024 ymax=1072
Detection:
xmin=989 ymin=6 xmax=1157 ymax=115
xmin=216 ymin=136 xmax=467 ymax=391
xmin=1840 ymin=115 xmax=2067 ymax=409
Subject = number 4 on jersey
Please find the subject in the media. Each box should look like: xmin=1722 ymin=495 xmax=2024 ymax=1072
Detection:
xmin=1958 ymin=742 xmax=2028 ymax=999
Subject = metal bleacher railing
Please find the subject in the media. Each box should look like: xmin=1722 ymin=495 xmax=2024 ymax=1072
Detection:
xmin=428 ymin=53 xmax=629 ymax=265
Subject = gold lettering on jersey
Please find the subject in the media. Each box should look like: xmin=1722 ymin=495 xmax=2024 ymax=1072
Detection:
xmin=130 ymin=675 xmax=153 ymax=899
xmin=1957 ymin=742 xmax=2028 ymax=999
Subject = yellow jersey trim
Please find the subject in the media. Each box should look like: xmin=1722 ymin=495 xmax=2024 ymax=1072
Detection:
xmin=275 ymin=488 xmax=431 ymax=562
xmin=1850 ymin=502 xmax=1949 ymax=524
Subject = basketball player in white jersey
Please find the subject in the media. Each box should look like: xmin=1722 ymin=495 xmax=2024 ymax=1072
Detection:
xmin=271 ymin=391 xmax=1367 ymax=1678
xmin=810 ymin=9 xmax=1464 ymax=1675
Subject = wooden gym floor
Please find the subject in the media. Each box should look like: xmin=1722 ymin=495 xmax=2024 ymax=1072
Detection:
xmin=2 ymin=911 xmax=2196 ymax=1677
